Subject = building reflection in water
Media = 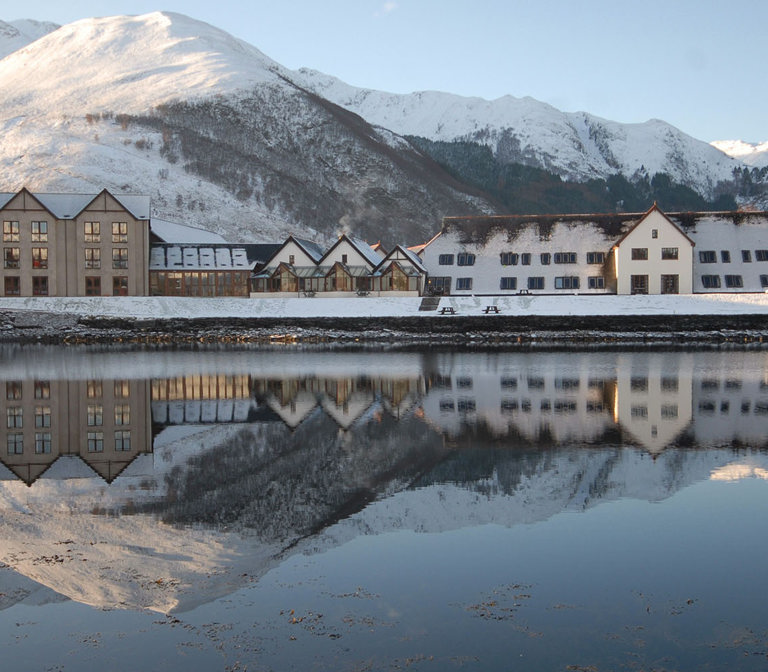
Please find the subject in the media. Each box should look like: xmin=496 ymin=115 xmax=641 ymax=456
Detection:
xmin=1 ymin=350 xmax=767 ymax=486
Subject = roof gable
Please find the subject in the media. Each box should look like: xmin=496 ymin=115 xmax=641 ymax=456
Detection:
xmin=614 ymin=204 xmax=695 ymax=248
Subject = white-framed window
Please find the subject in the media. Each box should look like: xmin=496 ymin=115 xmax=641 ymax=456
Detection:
xmin=540 ymin=253 xmax=551 ymax=265
xmin=588 ymin=276 xmax=605 ymax=289
xmin=699 ymin=250 xmax=716 ymax=263
xmin=3 ymin=220 xmax=19 ymax=242
xmin=756 ymin=250 xmax=768 ymax=261
xmin=31 ymin=221 xmax=48 ymax=242
xmin=720 ymin=250 xmax=731 ymax=263
xmin=456 ymin=277 xmax=473 ymax=290
xmin=84 ymin=221 xmax=100 ymax=243
xmin=438 ymin=254 xmax=454 ymax=265
xmin=112 ymin=222 xmax=128 ymax=243
xmin=632 ymin=248 xmax=649 ymax=260
xmin=661 ymin=248 xmax=679 ymax=260
xmin=457 ymin=253 xmax=475 ymax=266
xmin=586 ymin=252 xmax=604 ymax=264
xmin=500 ymin=252 xmax=518 ymax=266
xmin=724 ymin=275 xmax=743 ymax=288
xmin=500 ymin=277 xmax=517 ymax=290
xmin=554 ymin=276 xmax=580 ymax=290
xmin=527 ymin=276 xmax=544 ymax=290
xmin=701 ymin=275 xmax=721 ymax=288
xmin=554 ymin=252 xmax=577 ymax=264
xmin=521 ymin=253 xmax=531 ymax=266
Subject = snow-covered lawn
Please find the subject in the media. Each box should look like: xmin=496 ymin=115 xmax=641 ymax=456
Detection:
xmin=1 ymin=293 xmax=768 ymax=319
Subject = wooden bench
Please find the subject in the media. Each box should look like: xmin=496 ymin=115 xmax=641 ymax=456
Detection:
xmin=483 ymin=305 xmax=500 ymax=314
xmin=439 ymin=306 xmax=456 ymax=315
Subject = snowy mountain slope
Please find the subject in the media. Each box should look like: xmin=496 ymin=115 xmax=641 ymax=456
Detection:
xmin=712 ymin=140 xmax=768 ymax=168
xmin=0 ymin=19 xmax=58 ymax=59
xmin=297 ymin=68 xmax=742 ymax=195
xmin=0 ymin=12 xmax=492 ymax=244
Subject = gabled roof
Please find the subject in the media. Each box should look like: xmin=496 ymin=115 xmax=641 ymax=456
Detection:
xmin=319 ymin=234 xmax=383 ymax=268
xmin=613 ymin=203 xmax=695 ymax=248
xmin=291 ymin=236 xmax=325 ymax=263
xmin=0 ymin=188 xmax=150 ymax=220
xmin=376 ymin=244 xmax=426 ymax=273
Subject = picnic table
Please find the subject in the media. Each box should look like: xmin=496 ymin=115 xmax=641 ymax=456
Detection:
xmin=483 ymin=305 xmax=501 ymax=314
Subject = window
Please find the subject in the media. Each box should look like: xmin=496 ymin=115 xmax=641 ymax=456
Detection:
xmin=761 ymin=275 xmax=768 ymax=288
xmin=651 ymin=229 xmax=658 ymax=239
xmin=456 ymin=277 xmax=473 ymax=290
xmin=85 ymin=248 xmax=101 ymax=269
xmin=742 ymin=250 xmax=752 ymax=263
xmin=87 ymin=431 xmax=104 ymax=453
xmin=113 ymin=276 xmax=128 ymax=296
xmin=527 ymin=276 xmax=544 ymax=290
xmin=428 ymin=276 xmax=451 ymax=294
xmin=35 ymin=432 xmax=51 ymax=454
xmin=115 ymin=380 xmax=130 ymax=398
xmin=31 ymin=221 xmax=48 ymax=242
xmin=114 ymin=404 xmax=131 ymax=425
xmin=500 ymin=277 xmax=517 ymax=290
xmin=112 ymin=222 xmax=128 ymax=243
xmin=521 ymin=253 xmax=531 ymax=266
xmin=7 ymin=433 xmax=23 ymax=455
xmin=115 ymin=430 xmax=131 ymax=451
xmin=84 ymin=222 xmax=100 ymax=243
xmin=724 ymin=275 xmax=743 ymax=288
xmin=554 ymin=276 xmax=580 ymax=289
xmin=661 ymin=274 xmax=679 ymax=294
xmin=699 ymin=250 xmax=716 ymax=263
xmin=554 ymin=252 xmax=577 ymax=264
xmin=701 ymin=275 xmax=721 ymax=288
xmin=87 ymin=404 xmax=103 ymax=426
xmin=588 ymin=276 xmax=605 ymax=289
xmin=3 ymin=221 xmax=19 ymax=242
xmin=756 ymin=250 xmax=768 ymax=262
xmin=720 ymin=250 xmax=731 ymax=263
xmin=661 ymin=247 xmax=679 ymax=260
xmin=6 ymin=381 xmax=21 ymax=399
xmin=341 ymin=254 xmax=348 ymax=264
xmin=540 ymin=253 xmax=551 ymax=265
xmin=4 ymin=277 xmax=19 ymax=296
xmin=631 ymin=248 xmax=648 ymax=260
xmin=438 ymin=254 xmax=454 ymax=265
xmin=457 ymin=252 xmax=475 ymax=266
xmin=87 ymin=380 xmax=102 ymax=398
xmin=85 ymin=276 xmax=101 ymax=296
xmin=32 ymin=276 xmax=48 ymax=296
xmin=586 ymin=252 xmax=604 ymax=264
xmin=7 ymin=407 xmax=22 ymax=428
xmin=34 ymin=406 xmax=51 ymax=428
xmin=112 ymin=248 xmax=128 ymax=269
xmin=4 ymin=247 xmax=20 ymax=268
xmin=34 ymin=381 xmax=50 ymax=399
xmin=631 ymin=275 xmax=648 ymax=294
xmin=500 ymin=252 xmax=518 ymax=266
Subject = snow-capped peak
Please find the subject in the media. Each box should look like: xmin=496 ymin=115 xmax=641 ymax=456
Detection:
xmin=0 ymin=18 xmax=59 ymax=59
xmin=711 ymin=140 xmax=768 ymax=168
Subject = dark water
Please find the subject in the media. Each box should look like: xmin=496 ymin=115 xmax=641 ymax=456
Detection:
xmin=0 ymin=346 xmax=766 ymax=671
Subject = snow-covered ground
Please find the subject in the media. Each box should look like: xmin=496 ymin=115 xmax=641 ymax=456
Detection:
xmin=1 ymin=293 xmax=768 ymax=319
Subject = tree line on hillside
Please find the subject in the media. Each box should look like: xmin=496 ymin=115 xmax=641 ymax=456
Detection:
xmin=407 ymin=137 xmax=740 ymax=214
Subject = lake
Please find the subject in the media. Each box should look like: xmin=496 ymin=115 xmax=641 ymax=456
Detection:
xmin=0 ymin=345 xmax=766 ymax=671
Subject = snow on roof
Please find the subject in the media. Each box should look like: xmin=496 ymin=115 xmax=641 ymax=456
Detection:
xmin=292 ymin=237 xmax=325 ymax=263
xmin=32 ymin=193 xmax=96 ymax=219
xmin=151 ymin=218 xmax=227 ymax=244
xmin=347 ymin=236 xmax=385 ymax=267
xmin=150 ymin=244 xmax=253 ymax=270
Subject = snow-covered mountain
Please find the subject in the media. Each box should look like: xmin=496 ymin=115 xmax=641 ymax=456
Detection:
xmin=711 ymin=140 xmax=768 ymax=169
xmin=0 ymin=11 xmax=761 ymax=245
xmin=297 ymin=68 xmax=742 ymax=193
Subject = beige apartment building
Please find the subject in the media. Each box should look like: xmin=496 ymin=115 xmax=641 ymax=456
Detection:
xmin=0 ymin=188 xmax=150 ymax=296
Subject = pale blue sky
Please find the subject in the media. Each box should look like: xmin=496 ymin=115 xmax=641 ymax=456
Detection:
xmin=11 ymin=1 xmax=767 ymax=142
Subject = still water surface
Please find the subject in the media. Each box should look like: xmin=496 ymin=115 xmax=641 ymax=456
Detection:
xmin=0 ymin=345 xmax=766 ymax=671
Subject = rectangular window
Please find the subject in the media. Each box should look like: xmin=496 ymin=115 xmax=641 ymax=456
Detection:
xmin=4 ymin=277 xmax=19 ymax=296
xmin=33 ymin=246 xmax=49 ymax=270
xmin=457 ymin=252 xmax=475 ymax=266
xmin=87 ymin=380 xmax=102 ymax=398
xmin=720 ymin=250 xmax=731 ymax=263
xmin=87 ymin=431 xmax=104 ymax=453
xmin=85 ymin=276 xmax=101 ymax=296
xmin=756 ymin=250 xmax=768 ymax=262
xmin=6 ymin=407 xmax=22 ymax=428
xmin=114 ymin=404 xmax=131 ymax=425
xmin=34 ymin=381 xmax=50 ymax=399
xmin=631 ymin=248 xmax=648 ymax=261
xmin=87 ymin=404 xmax=103 ymax=426
xmin=6 ymin=381 xmax=22 ymax=399
xmin=32 ymin=276 xmax=48 ymax=296
xmin=661 ymin=247 xmax=679 ymax=260
xmin=7 ymin=433 xmax=23 ymax=455
xmin=586 ymin=252 xmax=605 ymax=264
xmin=85 ymin=248 xmax=101 ymax=269
xmin=4 ymin=247 xmax=20 ymax=268
xmin=500 ymin=252 xmax=518 ymax=266
xmin=724 ymin=275 xmax=743 ymax=288
xmin=3 ymin=221 xmax=19 ymax=242
xmin=31 ymin=221 xmax=48 ymax=242
xmin=112 ymin=248 xmax=128 ymax=269
xmin=651 ymin=229 xmax=658 ymax=239
xmin=112 ymin=222 xmax=128 ymax=243
xmin=540 ymin=253 xmax=551 ymax=265
xmin=761 ymin=275 xmax=768 ymax=288
xmin=500 ymin=277 xmax=517 ymax=290
xmin=521 ymin=253 xmax=531 ymax=266
xmin=115 ymin=430 xmax=131 ymax=452
xmin=742 ymin=250 xmax=752 ymax=263
xmin=554 ymin=276 xmax=580 ymax=289
xmin=527 ymin=276 xmax=544 ymax=290
xmin=35 ymin=432 xmax=52 ymax=454
xmin=553 ymin=252 xmax=577 ymax=264
xmin=35 ymin=406 xmax=51 ymax=428
xmin=588 ymin=276 xmax=605 ymax=289
xmin=699 ymin=250 xmax=717 ymax=263
xmin=701 ymin=275 xmax=721 ymax=288
xmin=438 ymin=254 xmax=454 ymax=265
xmin=631 ymin=275 xmax=649 ymax=294
xmin=113 ymin=276 xmax=128 ymax=296
xmin=456 ymin=277 xmax=473 ymax=290
xmin=84 ymin=222 xmax=100 ymax=243
xmin=661 ymin=274 xmax=679 ymax=294
xmin=115 ymin=380 xmax=130 ymax=398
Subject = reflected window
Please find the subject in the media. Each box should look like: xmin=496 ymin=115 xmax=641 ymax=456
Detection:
xmin=115 ymin=380 xmax=131 ymax=398
xmin=720 ymin=401 xmax=730 ymax=414
xmin=554 ymin=400 xmax=577 ymax=414
xmin=87 ymin=404 xmax=103 ymax=426
xmin=7 ymin=433 xmax=23 ymax=454
xmin=87 ymin=380 xmax=103 ymax=398
xmin=456 ymin=377 xmax=473 ymax=389
xmin=631 ymin=377 xmax=648 ymax=392
xmin=661 ymin=377 xmax=678 ymax=392
xmin=6 ymin=407 xmax=22 ymax=428
xmin=35 ymin=432 xmax=51 ymax=454
xmin=87 ymin=432 xmax=104 ymax=452
xmin=6 ymin=381 xmax=22 ymax=399
xmin=698 ymin=401 xmax=716 ymax=415
xmin=587 ymin=401 xmax=604 ymax=413
xmin=555 ymin=378 xmax=580 ymax=390
xmin=34 ymin=406 xmax=51 ymax=428
xmin=527 ymin=377 xmax=545 ymax=390
xmin=631 ymin=405 xmax=648 ymax=418
xmin=661 ymin=404 xmax=678 ymax=419
xmin=500 ymin=377 xmax=517 ymax=390
xmin=457 ymin=398 xmax=476 ymax=413
xmin=741 ymin=401 xmax=751 ymax=414
xmin=439 ymin=399 xmax=455 ymax=413
xmin=114 ymin=404 xmax=130 ymax=426
xmin=115 ymin=430 xmax=131 ymax=451
xmin=754 ymin=402 xmax=768 ymax=415
xmin=34 ymin=381 xmax=50 ymax=399
xmin=540 ymin=399 xmax=551 ymax=412
xmin=501 ymin=399 xmax=518 ymax=413
xmin=701 ymin=379 xmax=719 ymax=391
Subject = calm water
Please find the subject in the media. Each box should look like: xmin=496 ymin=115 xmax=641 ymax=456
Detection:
xmin=0 ymin=345 xmax=766 ymax=671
